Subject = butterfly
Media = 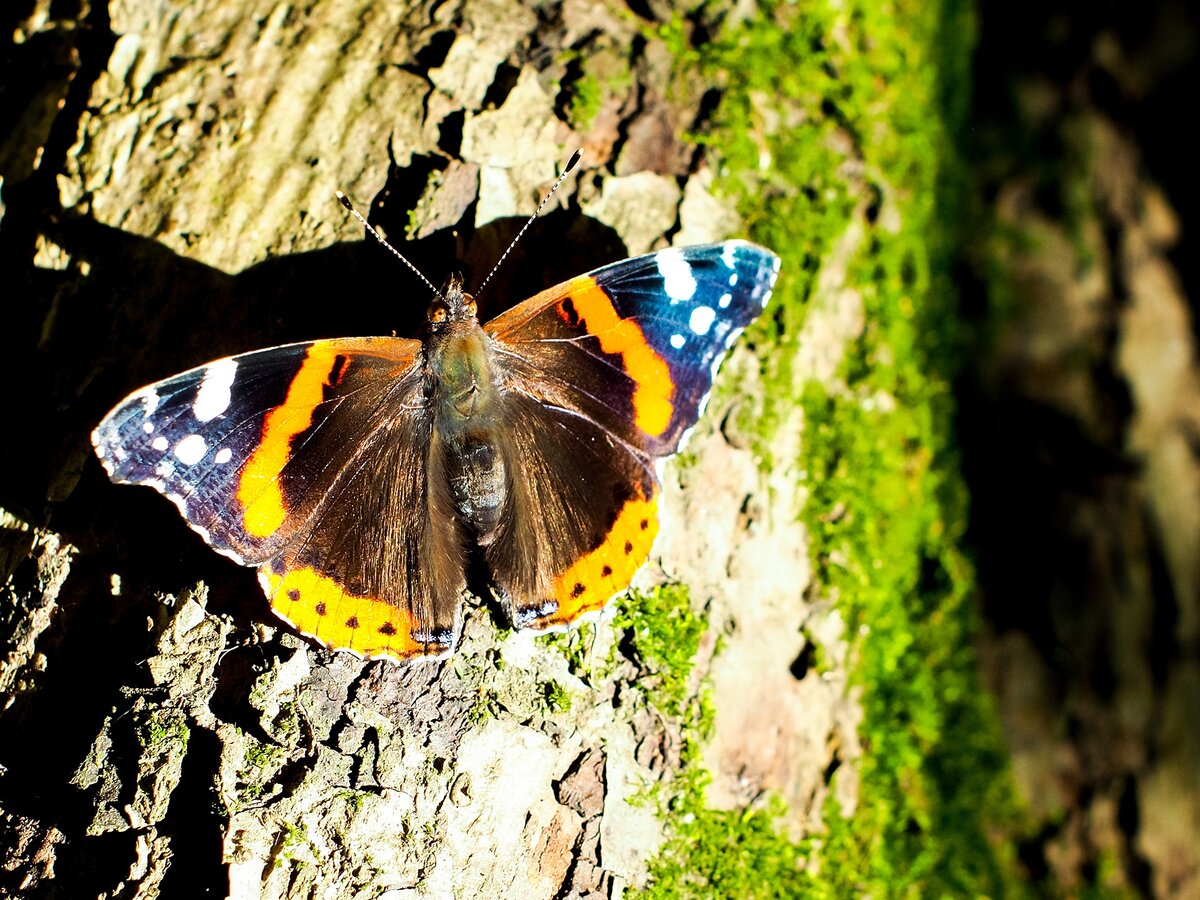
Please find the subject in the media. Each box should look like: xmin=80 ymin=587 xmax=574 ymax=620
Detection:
xmin=92 ymin=172 xmax=780 ymax=663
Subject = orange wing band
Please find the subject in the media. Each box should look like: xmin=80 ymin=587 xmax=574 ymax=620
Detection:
xmin=236 ymin=343 xmax=347 ymax=539
xmin=561 ymin=278 xmax=674 ymax=437
xmin=260 ymin=564 xmax=428 ymax=662
xmin=542 ymin=487 xmax=660 ymax=627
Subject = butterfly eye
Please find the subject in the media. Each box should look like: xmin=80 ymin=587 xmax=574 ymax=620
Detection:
xmin=464 ymin=298 xmax=477 ymax=317
xmin=429 ymin=305 xmax=448 ymax=323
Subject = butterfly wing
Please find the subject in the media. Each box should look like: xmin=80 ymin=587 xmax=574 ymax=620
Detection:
xmin=93 ymin=337 xmax=468 ymax=661
xmin=486 ymin=392 xmax=661 ymax=630
xmin=257 ymin=405 xmax=469 ymax=661
xmin=484 ymin=241 xmax=781 ymax=628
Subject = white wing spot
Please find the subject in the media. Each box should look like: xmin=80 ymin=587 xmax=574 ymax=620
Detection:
xmin=174 ymin=434 xmax=208 ymax=466
xmin=689 ymin=306 xmax=716 ymax=336
xmin=656 ymin=248 xmax=697 ymax=302
xmin=718 ymin=292 xmax=732 ymax=309
xmin=152 ymin=436 xmax=169 ymax=452
xmin=193 ymin=358 xmax=237 ymax=422
xmin=214 ymin=447 xmax=233 ymax=465
xmin=143 ymin=422 xmax=155 ymax=433
xmin=722 ymin=243 xmax=738 ymax=269
xmin=139 ymin=388 xmax=161 ymax=416
xmin=728 ymin=272 xmax=738 ymax=286
xmin=670 ymin=333 xmax=686 ymax=350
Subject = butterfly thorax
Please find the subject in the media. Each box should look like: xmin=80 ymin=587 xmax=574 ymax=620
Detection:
xmin=425 ymin=287 xmax=508 ymax=546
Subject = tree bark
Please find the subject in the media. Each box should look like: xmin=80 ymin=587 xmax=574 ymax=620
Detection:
xmin=0 ymin=1 xmax=850 ymax=896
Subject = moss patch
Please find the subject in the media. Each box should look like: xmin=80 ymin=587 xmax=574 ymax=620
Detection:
xmin=611 ymin=584 xmax=708 ymax=725
xmin=559 ymin=45 xmax=633 ymax=132
xmin=611 ymin=587 xmax=806 ymax=897
xmin=630 ymin=0 xmax=1031 ymax=896
xmin=136 ymin=708 xmax=190 ymax=756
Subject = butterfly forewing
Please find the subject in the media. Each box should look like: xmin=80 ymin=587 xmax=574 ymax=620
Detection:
xmin=93 ymin=338 xmax=421 ymax=560
xmin=486 ymin=241 xmax=780 ymax=458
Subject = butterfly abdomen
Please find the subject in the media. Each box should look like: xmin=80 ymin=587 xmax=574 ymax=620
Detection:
xmin=444 ymin=434 xmax=506 ymax=544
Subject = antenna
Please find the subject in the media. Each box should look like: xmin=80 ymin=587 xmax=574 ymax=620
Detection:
xmin=336 ymin=148 xmax=582 ymax=301
xmin=335 ymin=191 xmax=445 ymax=300
xmin=474 ymin=148 xmax=582 ymax=298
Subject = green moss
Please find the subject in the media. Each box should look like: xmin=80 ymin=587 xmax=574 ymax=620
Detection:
xmin=236 ymin=780 xmax=269 ymax=806
xmin=641 ymin=798 xmax=806 ymax=900
xmin=335 ymin=788 xmax=368 ymax=815
xmin=248 ymin=670 xmax=274 ymax=710
xmin=611 ymin=584 xmax=707 ymax=725
xmin=279 ymin=821 xmax=311 ymax=862
xmin=538 ymin=626 xmax=595 ymax=677
xmin=539 ymin=678 xmax=573 ymax=714
xmin=568 ymin=73 xmax=603 ymax=131
xmin=1087 ymin=852 xmax=1143 ymax=900
xmin=135 ymin=709 xmax=189 ymax=755
xmin=270 ymin=700 xmax=301 ymax=747
xmin=467 ymin=686 xmax=502 ymax=725
xmin=244 ymin=739 xmax=282 ymax=769
xmin=629 ymin=0 xmax=1031 ymax=896
xmin=613 ymin=588 xmax=801 ymax=897
xmin=560 ymin=46 xmax=632 ymax=131
xmin=800 ymin=383 xmax=1025 ymax=895
xmin=235 ymin=734 xmax=285 ymax=807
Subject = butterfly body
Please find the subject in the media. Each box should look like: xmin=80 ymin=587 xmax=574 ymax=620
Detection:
xmin=424 ymin=277 xmax=508 ymax=544
xmin=94 ymin=242 xmax=781 ymax=663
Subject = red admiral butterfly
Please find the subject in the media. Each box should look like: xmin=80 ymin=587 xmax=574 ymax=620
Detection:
xmin=93 ymin=158 xmax=780 ymax=663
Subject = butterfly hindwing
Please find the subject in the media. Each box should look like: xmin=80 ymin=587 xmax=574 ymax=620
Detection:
xmin=259 ymin=408 xmax=468 ymax=660
xmin=485 ymin=392 xmax=659 ymax=629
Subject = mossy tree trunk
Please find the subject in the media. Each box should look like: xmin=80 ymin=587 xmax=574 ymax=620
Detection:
xmin=0 ymin=1 xmax=857 ymax=896
xmin=6 ymin=1 xmax=1191 ymax=896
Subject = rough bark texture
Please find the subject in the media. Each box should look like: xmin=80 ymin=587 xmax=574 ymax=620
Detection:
xmin=1 ymin=1 xmax=860 ymax=896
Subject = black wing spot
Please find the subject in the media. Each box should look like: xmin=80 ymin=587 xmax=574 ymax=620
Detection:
xmin=314 ymin=602 xmax=327 ymax=616
xmin=571 ymin=582 xmax=586 ymax=598
xmin=287 ymin=589 xmax=301 ymax=602
xmin=330 ymin=354 xmax=352 ymax=386
xmin=378 ymin=622 xmax=397 ymax=635
xmin=639 ymin=518 xmax=649 ymax=530
xmin=345 ymin=616 xmax=360 ymax=629
xmin=601 ymin=565 xmax=613 ymax=577
xmin=560 ymin=298 xmax=580 ymax=327
xmin=623 ymin=541 xmax=633 ymax=554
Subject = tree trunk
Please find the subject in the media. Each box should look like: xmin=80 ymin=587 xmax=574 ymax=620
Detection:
xmin=966 ymin=2 xmax=1200 ymax=894
xmin=1 ymin=1 xmax=849 ymax=896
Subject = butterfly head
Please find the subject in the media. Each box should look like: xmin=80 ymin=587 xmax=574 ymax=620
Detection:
xmin=426 ymin=274 xmax=479 ymax=332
